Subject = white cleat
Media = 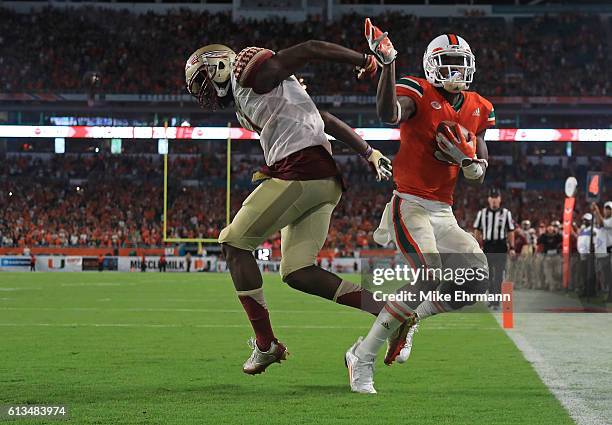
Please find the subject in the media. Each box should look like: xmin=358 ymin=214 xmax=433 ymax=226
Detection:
xmin=396 ymin=322 xmax=418 ymax=364
xmin=345 ymin=337 xmax=377 ymax=394
xmin=242 ymin=337 xmax=288 ymax=375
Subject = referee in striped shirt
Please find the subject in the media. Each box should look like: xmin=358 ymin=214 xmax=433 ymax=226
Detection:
xmin=473 ymin=188 xmax=516 ymax=309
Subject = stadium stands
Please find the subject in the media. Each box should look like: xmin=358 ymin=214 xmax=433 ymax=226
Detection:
xmin=1 ymin=152 xmax=609 ymax=251
xmin=0 ymin=8 xmax=608 ymax=96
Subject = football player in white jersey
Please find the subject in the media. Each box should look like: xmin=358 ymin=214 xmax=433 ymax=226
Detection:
xmin=185 ymin=41 xmax=392 ymax=375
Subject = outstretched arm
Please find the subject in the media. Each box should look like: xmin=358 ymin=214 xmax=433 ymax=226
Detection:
xmin=319 ymin=110 xmax=392 ymax=181
xmin=364 ymin=18 xmax=415 ymax=125
xmin=252 ymin=41 xmax=375 ymax=94
xmin=319 ymin=111 xmax=369 ymax=156
xmin=377 ymin=63 xmax=416 ymax=124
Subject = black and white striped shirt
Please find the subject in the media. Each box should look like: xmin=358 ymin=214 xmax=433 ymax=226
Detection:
xmin=473 ymin=207 xmax=515 ymax=249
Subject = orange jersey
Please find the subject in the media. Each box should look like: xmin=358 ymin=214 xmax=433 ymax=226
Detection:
xmin=393 ymin=76 xmax=495 ymax=205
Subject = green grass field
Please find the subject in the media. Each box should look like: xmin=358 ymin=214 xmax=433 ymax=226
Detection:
xmin=0 ymin=272 xmax=574 ymax=424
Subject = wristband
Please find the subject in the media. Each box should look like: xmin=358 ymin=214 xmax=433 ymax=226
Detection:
xmin=361 ymin=145 xmax=373 ymax=160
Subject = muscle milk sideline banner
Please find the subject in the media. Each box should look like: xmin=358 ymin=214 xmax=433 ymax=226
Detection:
xmin=117 ymin=256 xmax=211 ymax=272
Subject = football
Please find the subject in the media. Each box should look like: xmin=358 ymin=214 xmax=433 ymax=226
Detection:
xmin=434 ymin=121 xmax=476 ymax=164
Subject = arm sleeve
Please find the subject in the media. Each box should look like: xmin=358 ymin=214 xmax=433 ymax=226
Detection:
xmin=473 ymin=210 xmax=482 ymax=230
xmin=507 ymin=210 xmax=515 ymax=231
xmin=233 ymin=47 xmax=275 ymax=88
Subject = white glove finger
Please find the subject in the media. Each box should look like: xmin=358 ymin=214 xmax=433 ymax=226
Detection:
xmin=437 ymin=138 xmax=452 ymax=154
xmin=355 ymin=66 xmax=365 ymax=80
xmin=434 ymin=150 xmax=455 ymax=164
xmin=436 ymin=133 xmax=449 ymax=144
xmin=380 ymin=158 xmax=392 ymax=170
xmin=380 ymin=163 xmax=392 ymax=177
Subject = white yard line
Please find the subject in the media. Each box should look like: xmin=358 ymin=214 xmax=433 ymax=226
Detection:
xmin=0 ymin=287 xmax=42 ymax=291
xmin=60 ymin=282 xmax=127 ymax=287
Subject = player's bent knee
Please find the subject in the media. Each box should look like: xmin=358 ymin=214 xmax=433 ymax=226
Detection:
xmin=281 ymin=266 xmax=311 ymax=287
xmin=221 ymin=243 xmax=251 ymax=265
xmin=279 ymin=251 xmax=317 ymax=280
xmin=218 ymin=222 xmax=261 ymax=253
xmin=281 ymin=269 xmax=301 ymax=286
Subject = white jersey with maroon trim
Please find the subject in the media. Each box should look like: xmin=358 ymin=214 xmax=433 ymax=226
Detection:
xmin=230 ymin=47 xmax=331 ymax=167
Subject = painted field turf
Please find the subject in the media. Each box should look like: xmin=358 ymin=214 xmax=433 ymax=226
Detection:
xmin=0 ymin=273 xmax=573 ymax=424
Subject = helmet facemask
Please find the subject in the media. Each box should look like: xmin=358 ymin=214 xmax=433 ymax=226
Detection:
xmin=424 ymin=48 xmax=475 ymax=93
xmin=185 ymin=47 xmax=235 ymax=110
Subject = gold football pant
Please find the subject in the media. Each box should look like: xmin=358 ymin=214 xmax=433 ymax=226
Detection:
xmin=218 ymin=177 xmax=342 ymax=278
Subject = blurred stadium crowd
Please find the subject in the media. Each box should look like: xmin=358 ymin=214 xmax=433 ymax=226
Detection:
xmin=0 ymin=8 xmax=609 ymax=96
xmin=1 ymin=153 xmax=609 ymax=253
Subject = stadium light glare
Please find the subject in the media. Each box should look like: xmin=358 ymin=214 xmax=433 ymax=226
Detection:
xmin=111 ymin=138 xmax=122 ymax=154
xmin=1 ymin=126 xmax=612 ymax=142
xmin=158 ymin=138 xmax=169 ymax=155
xmin=54 ymin=137 xmax=65 ymax=154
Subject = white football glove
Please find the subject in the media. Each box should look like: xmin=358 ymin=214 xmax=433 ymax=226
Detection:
xmin=436 ymin=132 xmax=473 ymax=167
xmin=366 ymin=148 xmax=393 ymax=181
xmin=364 ymin=18 xmax=397 ymax=65
xmin=436 ymin=125 xmax=487 ymax=180
xmin=462 ymin=157 xmax=488 ymax=180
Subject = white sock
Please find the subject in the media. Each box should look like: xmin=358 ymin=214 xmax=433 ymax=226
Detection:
xmin=355 ymin=301 xmax=414 ymax=361
xmin=332 ymin=280 xmax=361 ymax=301
xmin=236 ymin=287 xmax=267 ymax=308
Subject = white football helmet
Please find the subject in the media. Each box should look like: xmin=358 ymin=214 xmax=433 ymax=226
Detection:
xmin=423 ymin=34 xmax=475 ymax=93
xmin=185 ymin=44 xmax=236 ymax=109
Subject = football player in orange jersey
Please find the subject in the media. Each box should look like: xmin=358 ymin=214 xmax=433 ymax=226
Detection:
xmin=345 ymin=19 xmax=494 ymax=394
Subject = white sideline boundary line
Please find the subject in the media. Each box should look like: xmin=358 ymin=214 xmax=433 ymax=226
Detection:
xmin=497 ymin=315 xmax=607 ymax=425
